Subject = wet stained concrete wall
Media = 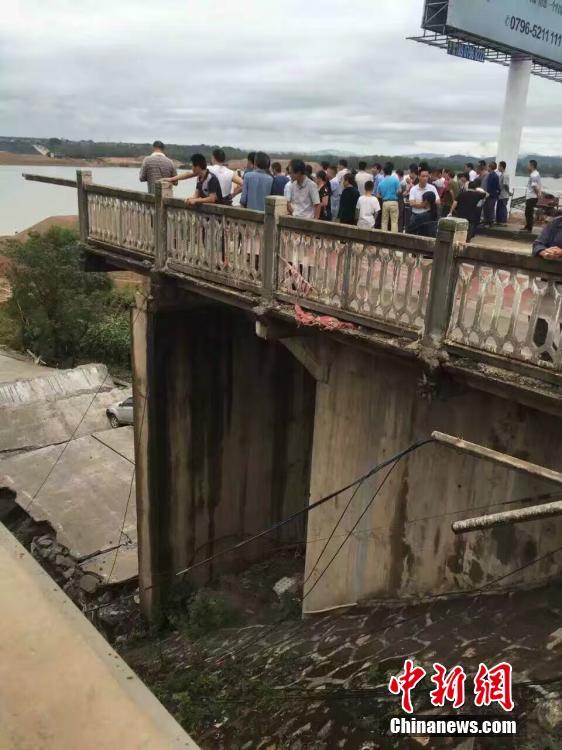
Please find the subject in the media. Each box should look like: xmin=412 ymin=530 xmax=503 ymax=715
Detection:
xmin=146 ymin=304 xmax=316 ymax=591
xmin=304 ymin=338 xmax=562 ymax=613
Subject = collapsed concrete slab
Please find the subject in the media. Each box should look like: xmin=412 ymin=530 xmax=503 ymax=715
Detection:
xmin=0 ymin=360 xmax=113 ymax=407
xmin=0 ymin=387 xmax=129 ymax=453
xmin=0 ymin=349 xmax=54 ymax=385
xmin=0 ymin=428 xmax=137 ymax=584
xmin=0 ymin=358 xmax=138 ymax=585
xmin=0 ymin=358 xmax=126 ymax=453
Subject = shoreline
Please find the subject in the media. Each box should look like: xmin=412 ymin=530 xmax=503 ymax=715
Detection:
xmin=0 ymin=152 xmax=145 ymax=168
xmin=1 ymin=152 xmax=561 ymax=184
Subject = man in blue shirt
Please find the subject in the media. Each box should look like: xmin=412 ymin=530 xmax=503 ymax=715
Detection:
xmin=377 ymin=164 xmax=400 ymax=232
xmin=241 ymin=151 xmax=273 ymax=211
xmin=270 ymin=162 xmax=289 ymax=196
xmin=483 ymin=162 xmax=500 ymax=226
xmin=327 ymin=165 xmax=341 ymax=220
xmin=371 ymin=163 xmax=384 ymax=192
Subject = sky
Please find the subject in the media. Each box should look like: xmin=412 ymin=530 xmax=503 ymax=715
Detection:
xmin=2 ymin=0 xmax=561 ymax=156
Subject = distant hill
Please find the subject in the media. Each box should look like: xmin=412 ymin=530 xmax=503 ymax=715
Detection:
xmin=1 ymin=136 xmax=561 ymax=176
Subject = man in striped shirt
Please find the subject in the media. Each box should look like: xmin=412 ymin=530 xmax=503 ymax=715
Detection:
xmin=139 ymin=141 xmax=177 ymax=193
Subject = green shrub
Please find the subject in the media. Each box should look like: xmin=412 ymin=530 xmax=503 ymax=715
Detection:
xmin=1 ymin=226 xmax=134 ymax=370
xmin=0 ymin=306 xmax=21 ymax=350
xmin=86 ymin=311 xmax=131 ymax=368
xmin=154 ymin=658 xmax=276 ymax=736
xmin=184 ymin=590 xmax=243 ymax=639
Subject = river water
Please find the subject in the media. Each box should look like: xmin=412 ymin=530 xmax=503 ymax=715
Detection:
xmin=1 ymin=164 xmax=561 ymax=236
xmin=0 ymin=165 xmax=197 ymax=236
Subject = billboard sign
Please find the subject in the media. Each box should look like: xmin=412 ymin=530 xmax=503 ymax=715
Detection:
xmin=426 ymin=0 xmax=562 ymax=67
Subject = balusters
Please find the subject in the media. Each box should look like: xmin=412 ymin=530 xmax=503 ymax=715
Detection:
xmin=448 ymin=261 xmax=562 ymax=370
xmin=164 ymin=207 xmax=263 ymax=289
xmin=86 ymin=193 xmax=155 ymax=256
xmin=279 ymin=228 xmax=431 ymax=330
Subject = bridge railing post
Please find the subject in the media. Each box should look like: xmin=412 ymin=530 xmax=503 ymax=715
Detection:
xmin=263 ymin=196 xmax=288 ymax=299
xmin=76 ymin=170 xmax=92 ymax=243
xmin=154 ymin=181 xmax=173 ymax=270
xmin=422 ymin=217 xmax=468 ymax=348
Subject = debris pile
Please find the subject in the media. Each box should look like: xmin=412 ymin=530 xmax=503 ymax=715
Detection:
xmin=30 ymin=533 xmax=103 ymax=597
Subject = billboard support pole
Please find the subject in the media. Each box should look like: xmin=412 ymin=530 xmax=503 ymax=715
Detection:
xmin=497 ymin=55 xmax=532 ymax=213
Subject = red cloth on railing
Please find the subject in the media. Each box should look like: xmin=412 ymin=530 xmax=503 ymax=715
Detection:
xmin=294 ymin=304 xmax=355 ymax=331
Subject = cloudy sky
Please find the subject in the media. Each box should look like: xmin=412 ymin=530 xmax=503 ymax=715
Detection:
xmin=2 ymin=0 xmax=561 ymax=156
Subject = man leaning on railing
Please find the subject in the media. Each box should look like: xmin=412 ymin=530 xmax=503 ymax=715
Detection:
xmin=531 ymin=215 xmax=562 ymax=352
xmin=184 ymin=154 xmax=223 ymax=207
xmin=532 ymin=215 xmax=562 ymax=260
xmin=162 ymin=148 xmax=243 ymax=205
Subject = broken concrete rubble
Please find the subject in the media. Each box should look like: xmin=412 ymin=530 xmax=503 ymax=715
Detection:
xmin=273 ymin=576 xmax=300 ymax=598
xmin=79 ymin=573 xmax=101 ymax=594
xmin=28 ymin=534 xmax=89 ymax=595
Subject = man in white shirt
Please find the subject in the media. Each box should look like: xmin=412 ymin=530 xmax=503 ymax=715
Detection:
xmin=287 ymin=159 xmax=321 ymax=219
xmin=327 ymin=165 xmax=341 ymax=220
xmin=208 ymin=148 xmax=243 ymax=204
xmin=465 ymin=163 xmax=478 ymax=183
xmin=524 ymin=159 xmax=542 ymax=232
xmin=356 ymin=181 xmax=381 ymax=228
xmin=409 ymin=168 xmax=440 ymax=215
xmin=336 ymin=158 xmax=350 ymax=185
xmin=355 ymin=161 xmax=371 ymax=196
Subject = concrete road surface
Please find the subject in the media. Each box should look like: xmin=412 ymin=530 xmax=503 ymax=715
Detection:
xmin=0 ymin=523 xmax=199 ymax=750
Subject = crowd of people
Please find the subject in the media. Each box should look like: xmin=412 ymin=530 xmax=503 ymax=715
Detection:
xmin=139 ymin=141 xmax=544 ymax=242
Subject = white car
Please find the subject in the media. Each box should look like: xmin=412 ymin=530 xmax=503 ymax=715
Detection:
xmin=106 ymin=396 xmax=133 ymax=428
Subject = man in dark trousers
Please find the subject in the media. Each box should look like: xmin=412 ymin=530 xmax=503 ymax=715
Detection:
xmin=524 ymin=159 xmax=542 ymax=232
xmin=452 ymin=175 xmax=487 ymax=241
xmin=483 ymin=162 xmax=500 ymax=226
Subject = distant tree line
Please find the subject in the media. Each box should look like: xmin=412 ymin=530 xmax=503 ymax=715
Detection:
xmin=1 ymin=136 xmax=561 ymax=177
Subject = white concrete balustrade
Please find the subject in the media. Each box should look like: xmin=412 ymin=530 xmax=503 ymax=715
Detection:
xmin=87 ymin=189 xmax=155 ymax=256
xmin=447 ymin=246 xmax=562 ymax=372
xmin=166 ymin=201 xmax=264 ymax=290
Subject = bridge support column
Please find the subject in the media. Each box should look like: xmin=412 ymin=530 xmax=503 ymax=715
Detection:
xmin=132 ymin=282 xmax=316 ymax=621
xmin=131 ymin=284 xmax=170 ymax=621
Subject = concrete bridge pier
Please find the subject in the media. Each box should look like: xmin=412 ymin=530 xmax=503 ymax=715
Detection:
xmin=131 ymin=279 xmax=317 ymax=618
xmin=303 ymin=334 xmax=562 ymax=614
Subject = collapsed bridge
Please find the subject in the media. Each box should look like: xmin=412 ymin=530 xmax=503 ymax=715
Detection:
xmin=23 ymin=171 xmax=562 ymax=618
